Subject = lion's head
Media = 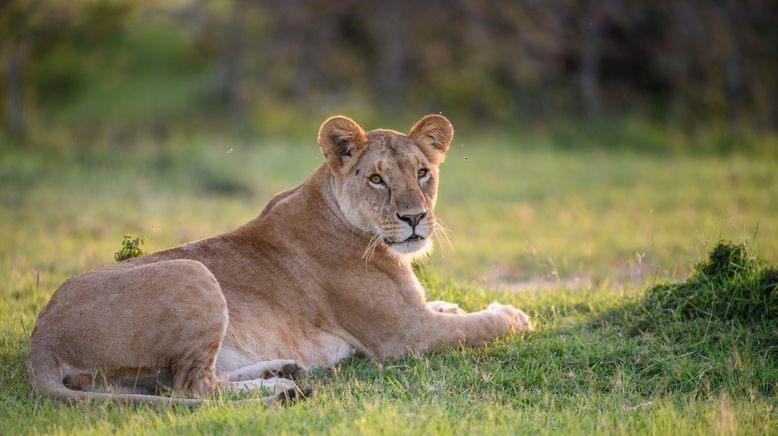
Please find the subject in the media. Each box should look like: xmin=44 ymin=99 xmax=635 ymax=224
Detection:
xmin=318 ymin=114 xmax=453 ymax=257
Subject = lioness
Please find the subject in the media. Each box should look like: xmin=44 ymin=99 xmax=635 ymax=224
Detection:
xmin=27 ymin=114 xmax=531 ymax=405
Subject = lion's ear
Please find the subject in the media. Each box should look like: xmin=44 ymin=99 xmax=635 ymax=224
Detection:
xmin=409 ymin=114 xmax=454 ymax=165
xmin=318 ymin=115 xmax=367 ymax=173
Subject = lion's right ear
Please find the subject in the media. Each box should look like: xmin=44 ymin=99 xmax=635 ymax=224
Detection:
xmin=318 ymin=116 xmax=367 ymax=173
xmin=409 ymin=114 xmax=454 ymax=165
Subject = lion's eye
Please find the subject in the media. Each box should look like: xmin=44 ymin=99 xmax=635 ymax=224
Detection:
xmin=418 ymin=168 xmax=429 ymax=179
xmin=369 ymin=174 xmax=384 ymax=185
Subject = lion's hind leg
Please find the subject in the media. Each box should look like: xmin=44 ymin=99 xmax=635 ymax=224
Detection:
xmin=220 ymin=377 xmax=297 ymax=395
xmin=226 ymin=359 xmax=306 ymax=382
xmin=217 ymin=359 xmax=312 ymax=402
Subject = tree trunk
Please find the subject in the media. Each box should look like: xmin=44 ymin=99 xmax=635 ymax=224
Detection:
xmin=720 ymin=3 xmax=743 ymax=131
xmin=578 ymin=13 xmax=602 ymax=118
xmin=219 ymin=0 xmax=246 ymax=120
xmin=5 ymin=42 xmax=27 ymax=136
xmin=374 ymin=1 xmax=406 ymax=114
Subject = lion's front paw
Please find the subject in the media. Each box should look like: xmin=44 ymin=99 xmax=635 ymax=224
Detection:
xmin=263 ymin=360 xmax=307 ymax=380
xmin=427 ymin=300 xmax=466 ymax=314
xmin=487 ymin=302 xmax=533 ymax=332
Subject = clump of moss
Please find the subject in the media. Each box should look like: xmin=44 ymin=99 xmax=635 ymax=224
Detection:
xmin=700 ymin=242 xmax=756 ymax=278
xmin=760 ymin=268 xmax=778 ymax=294
xmin=642 ymin=241 xmax=777 ymax=323
xmin=114 ymin=234 xmax=146 ymax=262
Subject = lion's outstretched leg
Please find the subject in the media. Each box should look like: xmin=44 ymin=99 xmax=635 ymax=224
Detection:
xmin=403 ymin=302 xmax=532 ymax=355
xmin=426 ymin=300 xmax=466 ymax=314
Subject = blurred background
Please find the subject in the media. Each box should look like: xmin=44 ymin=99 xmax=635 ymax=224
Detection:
xmin=4 ymin=0 xmax=778 ymax=143
xmin=1 ymin=0 xmax=777 ymax=293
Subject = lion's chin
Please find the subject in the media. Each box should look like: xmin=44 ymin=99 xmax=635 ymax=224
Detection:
xmin=387 ymin=237 xmax=432 ymax=259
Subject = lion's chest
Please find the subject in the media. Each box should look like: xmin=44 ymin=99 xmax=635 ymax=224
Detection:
xmin=315 ymin=331 xmax=354 ymax=365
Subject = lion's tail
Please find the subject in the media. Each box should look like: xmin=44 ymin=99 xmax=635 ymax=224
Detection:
xmin=26 ymin=349 xmax=292 ymax=407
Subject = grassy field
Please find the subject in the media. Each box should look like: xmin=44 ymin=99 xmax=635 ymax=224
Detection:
xmin=1 ymin=134 xmax=776 ymax=434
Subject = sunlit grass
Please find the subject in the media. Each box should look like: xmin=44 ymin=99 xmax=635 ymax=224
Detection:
xmin=436 ymin=141 xmax=777 ymax=288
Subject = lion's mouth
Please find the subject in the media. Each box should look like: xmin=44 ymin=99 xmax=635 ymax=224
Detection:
xmin=404 ymin=234 xmax=423 ymax=242
xmin=381 ymin=233 xmax=432 ymax=256
xmin=383 ymin=234 xmax=424 ymax=245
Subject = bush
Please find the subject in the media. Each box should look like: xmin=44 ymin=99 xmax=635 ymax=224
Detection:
xmin=114 ymin=233 xmax=146 ymax=262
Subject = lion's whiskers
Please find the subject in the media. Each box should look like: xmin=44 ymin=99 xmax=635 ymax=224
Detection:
xmin=362 ymin=234 xmax=380 ymax=259
xmin=362 ymin=233 xmax=384 ymax=268
xmin=432 ymin=219 xmax=453 ymax=251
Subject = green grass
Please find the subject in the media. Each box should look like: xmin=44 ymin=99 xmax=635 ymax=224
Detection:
xmin=1 ymin=135 xmax=777 ymax=434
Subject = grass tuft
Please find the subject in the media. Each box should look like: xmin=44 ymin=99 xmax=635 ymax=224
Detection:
xmin=640 ymin=241 xmax=777 ymax=323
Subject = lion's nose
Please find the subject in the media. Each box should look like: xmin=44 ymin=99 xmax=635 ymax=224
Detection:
xmin=397 ymin=211 xmax=427 ymax=229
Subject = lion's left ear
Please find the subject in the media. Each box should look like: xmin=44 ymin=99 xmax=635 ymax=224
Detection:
xmin=409 ymin=114 xmax=454 ymax=165
xmin=318 ymin=115 xmax=367 ymax=174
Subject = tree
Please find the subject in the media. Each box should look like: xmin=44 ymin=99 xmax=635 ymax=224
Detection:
xmin=0 ymin=0 xmax=135 ymax=137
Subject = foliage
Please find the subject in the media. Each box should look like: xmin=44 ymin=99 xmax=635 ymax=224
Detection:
xmin=114 ymin=233 xmax=145 ymax=262
xmin=4 ymin=1 xmax=778 ymax=139
xmin=0 ymin=0 xmax=138 ymax=134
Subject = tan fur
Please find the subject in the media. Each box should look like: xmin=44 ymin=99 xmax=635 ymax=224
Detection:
xmin=27 ymin=114 xmax=531 ymax=405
